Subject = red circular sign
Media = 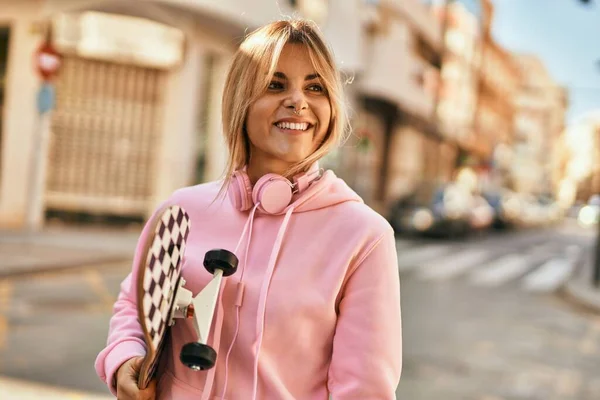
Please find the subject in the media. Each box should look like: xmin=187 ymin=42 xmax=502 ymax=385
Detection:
xmin=35 ymin=41 xmax=61 ymax=80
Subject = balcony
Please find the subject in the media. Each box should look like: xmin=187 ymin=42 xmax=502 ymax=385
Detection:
xmin=380 ymin=0 xmax=443 ymax=51
xmin=360 ymin=22 xmax=437 ymax=120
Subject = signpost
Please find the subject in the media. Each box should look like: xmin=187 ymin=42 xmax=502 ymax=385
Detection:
xmin=26 ymin=37 xmax=61 ymax=231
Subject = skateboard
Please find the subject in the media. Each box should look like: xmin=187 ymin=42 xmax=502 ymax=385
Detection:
xmin=135 ymin=204 xmax=239 ymax=389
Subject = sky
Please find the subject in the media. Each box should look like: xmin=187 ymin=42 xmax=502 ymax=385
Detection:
xmin=490 ymin=0 xmax=600 ymax=123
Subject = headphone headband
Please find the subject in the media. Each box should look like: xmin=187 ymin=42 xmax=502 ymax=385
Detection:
xmin=228 ymin=167 xmax=323 ymax=214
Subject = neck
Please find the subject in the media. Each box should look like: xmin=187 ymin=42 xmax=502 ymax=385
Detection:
xmin=246 ymin=159 xmax=293 ymax=185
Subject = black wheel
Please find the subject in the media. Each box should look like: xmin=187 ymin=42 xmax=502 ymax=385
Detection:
xmin=203 ymin=249 xmax=239 ymax=277
xmin=180 ymin=342 xmax=217 ymax=371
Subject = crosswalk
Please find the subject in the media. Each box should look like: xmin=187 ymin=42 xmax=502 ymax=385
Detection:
xmin=396 ymin=236 xmax=590 ymax=293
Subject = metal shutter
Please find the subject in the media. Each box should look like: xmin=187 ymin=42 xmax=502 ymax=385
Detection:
xmin=46 ymin=56 xmax=165 ymax=216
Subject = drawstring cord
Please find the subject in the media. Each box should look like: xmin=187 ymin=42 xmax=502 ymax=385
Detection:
xmin=250 ymin=206 xmax=294 ymax=400
xmin=201 ymin=204 xmax=259 ymax=400
xmin=220 ymin=204 xmax=259 ymax=398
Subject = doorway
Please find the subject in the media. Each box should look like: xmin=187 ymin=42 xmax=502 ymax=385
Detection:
xmin=0 ymin=27 xmax=10 ymax=184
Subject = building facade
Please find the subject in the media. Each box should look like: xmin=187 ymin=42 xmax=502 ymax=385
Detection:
xmin=472 ymin=0 xmax=520 ymax=191
xmin=342 ymin=0 xmax=444 ymax=215
xmin=512 ymin=53 xmax=567 ymax=196
xmin=0 ymin=0 xmax=362 ymax=229
xmin=0 ymin=0 xmax=569 ymax=229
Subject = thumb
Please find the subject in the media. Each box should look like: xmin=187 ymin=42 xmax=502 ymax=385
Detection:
xmin=131 ymin=356 xmax=145 ymax=371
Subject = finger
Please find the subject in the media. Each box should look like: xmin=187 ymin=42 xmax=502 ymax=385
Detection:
xmin=140 ymin=379 xmax=157 ymax=400
xmin=118 ymin=377 xmax=141 ymax=400
xmin=116 ymin=385 xmax=135 ymax=400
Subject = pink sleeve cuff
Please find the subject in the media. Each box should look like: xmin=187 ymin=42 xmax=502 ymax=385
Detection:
xmin=104 ymin=339 xmax=147 ymax=396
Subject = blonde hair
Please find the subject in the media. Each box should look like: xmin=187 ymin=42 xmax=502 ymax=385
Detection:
xmin=220 ymin=18 xmax=348 ymax=190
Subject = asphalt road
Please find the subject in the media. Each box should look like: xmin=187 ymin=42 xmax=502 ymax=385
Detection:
xmin=0 ymin=221 xmax=597 ymax=399
xmin=395 ymin=222 xmax=599 ymax=400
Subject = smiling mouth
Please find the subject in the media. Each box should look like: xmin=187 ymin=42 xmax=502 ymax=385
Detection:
xmin=274 ymin=121 xmax=313 ymax=132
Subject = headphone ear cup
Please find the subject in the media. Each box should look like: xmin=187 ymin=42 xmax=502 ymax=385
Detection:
xmin=228 ymin=171 xmax=253 ymax=211
xmin=253 ymin=174 xmax=293 ymax=214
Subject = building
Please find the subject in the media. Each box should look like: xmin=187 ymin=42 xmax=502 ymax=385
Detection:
xmin=0 ymin=0 xmax=362 ymax=229
xmin=472 ymin=0 xmax=521 ymax=191
xmin=563 ymin=112 xmax=600 ymax=204
xmin=512 ymin=53 xmax=567 ymax=196
xmin=340 ymin=0 xmax=444 ymax=215
xmin=434 ymin=0 xmax=484 ymax=164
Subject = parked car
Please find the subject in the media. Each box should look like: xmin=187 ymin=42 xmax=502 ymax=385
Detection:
xmin=482 ymin=189 xmax=523 ymax=229
xmin=389 ymin=182 xmax=473 ymax=238
xmin=469 ymin=194 xmax=495 ymax=232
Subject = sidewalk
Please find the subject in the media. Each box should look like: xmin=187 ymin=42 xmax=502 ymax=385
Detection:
xmin=563 ymin=244 xmax=600 ymax=313
xmin=0 ymin=225 xmax=140 ymax=398
xmin=0 ymin=376 xmax=112 ymax=400
xmin=0 ymin=225 xmax=141 ymax=277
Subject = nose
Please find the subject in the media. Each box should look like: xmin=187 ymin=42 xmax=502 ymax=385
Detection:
xmin=283 ymin=87 xmax=308 ymax=112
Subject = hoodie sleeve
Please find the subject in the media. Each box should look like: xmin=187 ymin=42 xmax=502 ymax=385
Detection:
xmin=328 ymin=227 xmax=402 ymax=399
xmin=94 ymin=205 xmax=163 ymax=396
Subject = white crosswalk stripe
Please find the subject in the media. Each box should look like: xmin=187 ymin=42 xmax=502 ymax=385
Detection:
xmin=468 ymin=243 xmax=557 ymax=286
xmin=398 ymin=238 xmax=585 ymax=293
xmin=396 ymin=244 xmax=452 ymax=272
xmin=469 ymin=254 xmax=531 ymax=286
xmin=415 ymin=249 xmax=491 ymax=280
xmin=523 ymin=245 xmax=582 ymax=292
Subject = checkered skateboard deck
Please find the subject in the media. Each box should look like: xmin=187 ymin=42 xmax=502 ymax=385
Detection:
xmin=135 ymin=204 xmax=191 ymax=389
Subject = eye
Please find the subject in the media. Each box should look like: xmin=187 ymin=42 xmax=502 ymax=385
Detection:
xmin=268 ymin=81 xmax=284 ymax=90
xmin=307 ymin=84 xmax=325 ymax=93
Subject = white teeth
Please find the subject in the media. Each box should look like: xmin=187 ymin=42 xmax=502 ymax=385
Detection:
xmin=276 ymin=122 xmax=309 ymax=131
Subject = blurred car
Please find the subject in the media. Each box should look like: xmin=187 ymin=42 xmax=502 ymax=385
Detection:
xmin=468 ymin=194 xmax=495 ymax=231
xmin=537 ymin=194 xmax=563 ymax=225
xmin=578 ymin=195 xmax=600 ymax=227
xmin=515 ymin=194 xmax=562 ymax=227
xmin=389 ymin=182 xmax=473 ymax=237
xmin=482 ymin=189 xmax=523 ymax=229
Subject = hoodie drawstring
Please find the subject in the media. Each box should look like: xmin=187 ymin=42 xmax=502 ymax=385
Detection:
xmin=201 ymin=202 xmax=297 ymax=399
xmin=251 ymin=206 xmax=294 ymax=400
xmin=201 ymin=204 xmax=259 ymax=400
xmin=220 ymin=204 xmax=259 ymax=398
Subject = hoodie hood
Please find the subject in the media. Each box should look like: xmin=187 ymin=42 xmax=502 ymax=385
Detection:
xmin=287 ymin=169 xmax=363 ymax=213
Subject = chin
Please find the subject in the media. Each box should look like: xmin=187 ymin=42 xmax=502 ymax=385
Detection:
xmin=279 ymin=155 xmax=307 ymax=165
xmin=273 ymin=149 xmax=311 ymax=164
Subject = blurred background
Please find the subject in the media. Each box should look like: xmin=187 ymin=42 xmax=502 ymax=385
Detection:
xmin=0 ymin=0 xmax=599 ymax=398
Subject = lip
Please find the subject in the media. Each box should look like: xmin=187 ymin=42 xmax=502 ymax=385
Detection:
xmin=273 ymin=124 xmax=313 ymax=135
xmin=273 ymin=117 xmax=314 ymax=134
xmin=274 ymin=117 xmax=314 ymax=125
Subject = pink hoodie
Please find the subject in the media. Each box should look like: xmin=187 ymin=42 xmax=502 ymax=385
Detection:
xmin=95 ymin=170 xmax=402 ymax=399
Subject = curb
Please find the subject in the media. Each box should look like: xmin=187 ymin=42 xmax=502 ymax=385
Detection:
xmin=555 ymin=245 xmax=600 ymax=315
xmin=0 ymin=255 xmax=131 ymax=279
xmin=0 ymin=375 xmax=112 ymax=400
xmin=561 ymin=278 xmax=600 ymax=315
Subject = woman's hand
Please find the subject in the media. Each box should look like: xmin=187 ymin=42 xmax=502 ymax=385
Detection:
xmin=116 ymin=356 xmax=157 ymax=400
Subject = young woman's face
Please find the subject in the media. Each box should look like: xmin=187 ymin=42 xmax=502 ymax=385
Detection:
xmin=245 ymin=43 xmax=331 ymax=174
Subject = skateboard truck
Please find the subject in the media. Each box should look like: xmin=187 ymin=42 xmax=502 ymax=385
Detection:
xmin=168 ymin=249 xmax=239 ymax=371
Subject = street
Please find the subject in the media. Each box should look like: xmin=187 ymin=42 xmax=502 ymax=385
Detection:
xmin=0 ymin=222 xmax=597 ymax=399
xmin=395 ymin=223 xmax=599 ymax=400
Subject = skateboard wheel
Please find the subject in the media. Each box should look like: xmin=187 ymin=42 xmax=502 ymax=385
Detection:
xmin=203 ymin=249 xmax=238 ymax=277
xmin=180 ymin=342 xmax=217 ymax=371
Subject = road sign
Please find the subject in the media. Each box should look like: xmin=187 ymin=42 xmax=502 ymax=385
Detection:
xmin=35 ymin=41 xmax=61 ymax=81
xmin=36 ymin=83 xmax=55 ymax=115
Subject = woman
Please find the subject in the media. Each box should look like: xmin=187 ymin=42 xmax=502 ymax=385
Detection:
xmin=95 ymin=19 xmax=402 ymax=399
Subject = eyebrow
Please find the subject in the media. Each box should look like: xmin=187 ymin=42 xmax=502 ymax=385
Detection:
xmin=273 ymin=72 xmax=320 ymax=81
